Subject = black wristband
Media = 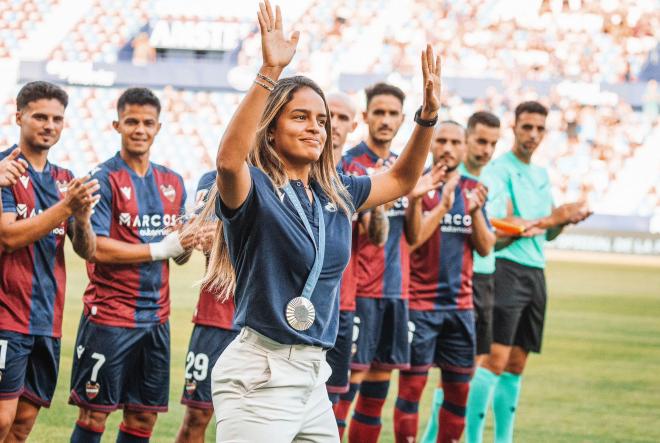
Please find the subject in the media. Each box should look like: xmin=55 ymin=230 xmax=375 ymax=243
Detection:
xmin=414 ymin=107 xmax=438 ymax=127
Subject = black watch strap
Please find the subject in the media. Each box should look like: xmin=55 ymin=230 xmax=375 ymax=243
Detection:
xmin=414 ymin=107 xmax=438 ymax=127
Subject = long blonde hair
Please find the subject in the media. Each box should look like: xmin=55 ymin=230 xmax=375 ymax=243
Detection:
xmin=191 ymin=76 xmax=353 ymax=300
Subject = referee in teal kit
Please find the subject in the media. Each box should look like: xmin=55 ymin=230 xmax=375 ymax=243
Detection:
xmin=466 ymin=101 xmax=591 ymax=443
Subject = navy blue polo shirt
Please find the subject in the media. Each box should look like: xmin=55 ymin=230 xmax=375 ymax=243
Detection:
xmin=215 ymin=166 xmax=371 ymax=348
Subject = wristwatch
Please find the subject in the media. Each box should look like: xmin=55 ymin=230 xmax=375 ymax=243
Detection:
xmin=414 ymin=107 xmax=438 ymax=127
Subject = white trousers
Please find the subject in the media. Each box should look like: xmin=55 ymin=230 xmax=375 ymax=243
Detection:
xmin=211 ymin=327 xmax=339 ymax=443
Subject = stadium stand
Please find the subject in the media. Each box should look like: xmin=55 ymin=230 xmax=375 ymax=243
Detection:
xmin=0 ymin=0 xmax=60 ymax=58
xmin=0 ymin=0 xmax=657 ymax=215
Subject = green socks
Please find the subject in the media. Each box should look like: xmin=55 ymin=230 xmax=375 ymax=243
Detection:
xmin=493 ymin=372 xmax=522 ymax=443
xmin=465 ymin=367 xmax=499 ymax=443
xmin=419 ymin=387 xmax=444 ymax=443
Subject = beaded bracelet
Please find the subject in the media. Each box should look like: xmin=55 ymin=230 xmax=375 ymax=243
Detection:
xmin=256 ymin=72 xmax=277 ymax=87
xmin=254 ymin=79 xmax=274 ymax=92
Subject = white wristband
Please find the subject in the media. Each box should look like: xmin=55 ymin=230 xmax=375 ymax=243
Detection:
xmin=149 ymin=231 xmax=185 ymax=261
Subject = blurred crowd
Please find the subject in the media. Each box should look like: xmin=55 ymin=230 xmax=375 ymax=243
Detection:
xmin=236 ymin=0 xmax=659 ymax=86
xmin=0 ymin=0 xmax=658 ymax=216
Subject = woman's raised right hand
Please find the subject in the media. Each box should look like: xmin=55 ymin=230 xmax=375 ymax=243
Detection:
xmin=257 ymin=0 xmax=300 ymax=69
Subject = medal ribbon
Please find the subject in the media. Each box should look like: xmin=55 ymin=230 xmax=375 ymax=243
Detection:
xmin=282 ymin=182 xmax=325 ymax=300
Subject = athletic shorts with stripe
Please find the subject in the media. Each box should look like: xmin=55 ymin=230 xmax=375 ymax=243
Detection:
xmin=69 ymin=315 xmax=170 ymax=412
xmin=326 ymin=310 xmax=355 ymax=393
xmin=351 ymin=297 xmax=411 ymax=371
xmin=0 ymin=330 xmax=59 ymax=407
xmin=181 ymin=325 xmax=238 ymax=409
xmin=408 ymin=309 xmax=475 ymax=373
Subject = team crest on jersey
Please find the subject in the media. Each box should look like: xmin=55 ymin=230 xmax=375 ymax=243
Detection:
xmin=85 ymin=381 xmax=100 ymax=399
xmin=56 ymin=180 xmax=68 ymax=194
xmin=19 ymin=175 xmax=30 ymax=189
xmin=160 ymin=184 xmax=176 ymax=202
xmin=185 ymin=379 xmax=197 ymax=395
xmin=120 ymin=186 xmax=132 ymax=200
xmin=76 ymin=345 xmax=85 ymax=358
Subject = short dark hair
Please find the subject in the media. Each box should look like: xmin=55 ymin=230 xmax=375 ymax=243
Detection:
xmin=514 ymin=101 xmax=547 ymax=122
xmin=117 ymin=87 xmax=161 ymax=115
xmin=365 ymin=82 xmax=405 ymax=108
xmin=467 ymin=111 xmax=500 ymax=132
xmin=16 ymin=81 xmax=68 ymax=111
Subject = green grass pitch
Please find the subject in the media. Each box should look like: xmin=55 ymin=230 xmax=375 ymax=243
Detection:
xmin=29 ymin=250 xmax=660 ymax=442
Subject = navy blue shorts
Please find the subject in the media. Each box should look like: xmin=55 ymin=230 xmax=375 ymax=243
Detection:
xmin=326 ymin=310 xmax=355 ymax=393
xmin=351 ymin=297 xmax=411 ymax=371
xmin=0 ymin=330 xmax=59 ymax=407
xmin=69 ymin=315 xmax=170 ymax=412
xmin=181 ymin=324 xmax=238 ymax=410
xmin=409 ymin=309 xmax=475 ymax=374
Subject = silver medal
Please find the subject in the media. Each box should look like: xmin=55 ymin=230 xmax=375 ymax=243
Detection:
xmin=286 ymin=297 xmax=316 ymax=331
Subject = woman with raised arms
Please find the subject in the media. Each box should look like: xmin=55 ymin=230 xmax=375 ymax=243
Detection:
xmin=192 ymin=1 xmax=442 ymax=441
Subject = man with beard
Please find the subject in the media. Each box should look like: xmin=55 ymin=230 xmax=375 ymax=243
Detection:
xmin=0 ymin=81 xmax=98 ymax=442
xmin=420 ymin=112 xmax=503 ymax=442
xmin=394 ymin=121 xmax=494 ymax=443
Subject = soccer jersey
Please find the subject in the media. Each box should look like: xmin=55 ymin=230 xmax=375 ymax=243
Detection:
xmin=0 ymin=145 xmax=73 ymax=337
xmin=336 ymin=158 xmax=367 ymax=312
xmin=487 ymin=151 xmax=553 ymax=269
xmin=343 ymin=142 xmax=409 ymax=299
xmin=215 ymin=166 xmax=371 ymax=348
xmin=191 ymin=171 xmax=235 ymax=330
xmin=409 ymin=176 xmax=490 ymax=311
xmin=457 ymin=163 xmax=505 ymax=275
xmin=83 ymin=152 xmax=186 ymax=328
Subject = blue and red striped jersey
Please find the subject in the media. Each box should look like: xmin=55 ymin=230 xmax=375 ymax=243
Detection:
xmin=0 ymin=145 xmax=73 ymax=337
xmin=409 ymin=176 xmax=491 ymax=311
xmin=83 ymin=152 xmax=186 ymax=328
xmin=191 ymin=171 xmax=236 ymax=330
xmin=342 ymin=142 xmax=410 ymax=300
xmin=335 ymin=158 xmax=367 ymax=312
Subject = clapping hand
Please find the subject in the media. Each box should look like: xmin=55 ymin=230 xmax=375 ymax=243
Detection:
xmin=410 ymin=162 xmax=447 ymax=200
xmin=64 ymin=175 xmax=100 ymax=222
xmin=440 ymin=174 xmax=460 ymax=211
xmin=0 ymin=148 xmax=28 ymax=188
xmin=466 ymin=183 xmax=488 ymax=213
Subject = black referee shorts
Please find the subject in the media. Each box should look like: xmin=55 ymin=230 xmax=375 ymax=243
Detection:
xmin=472 ymin=272 xmax=495 ymax=355
xmin=492 ymin=259 xmax=547 ymax=353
